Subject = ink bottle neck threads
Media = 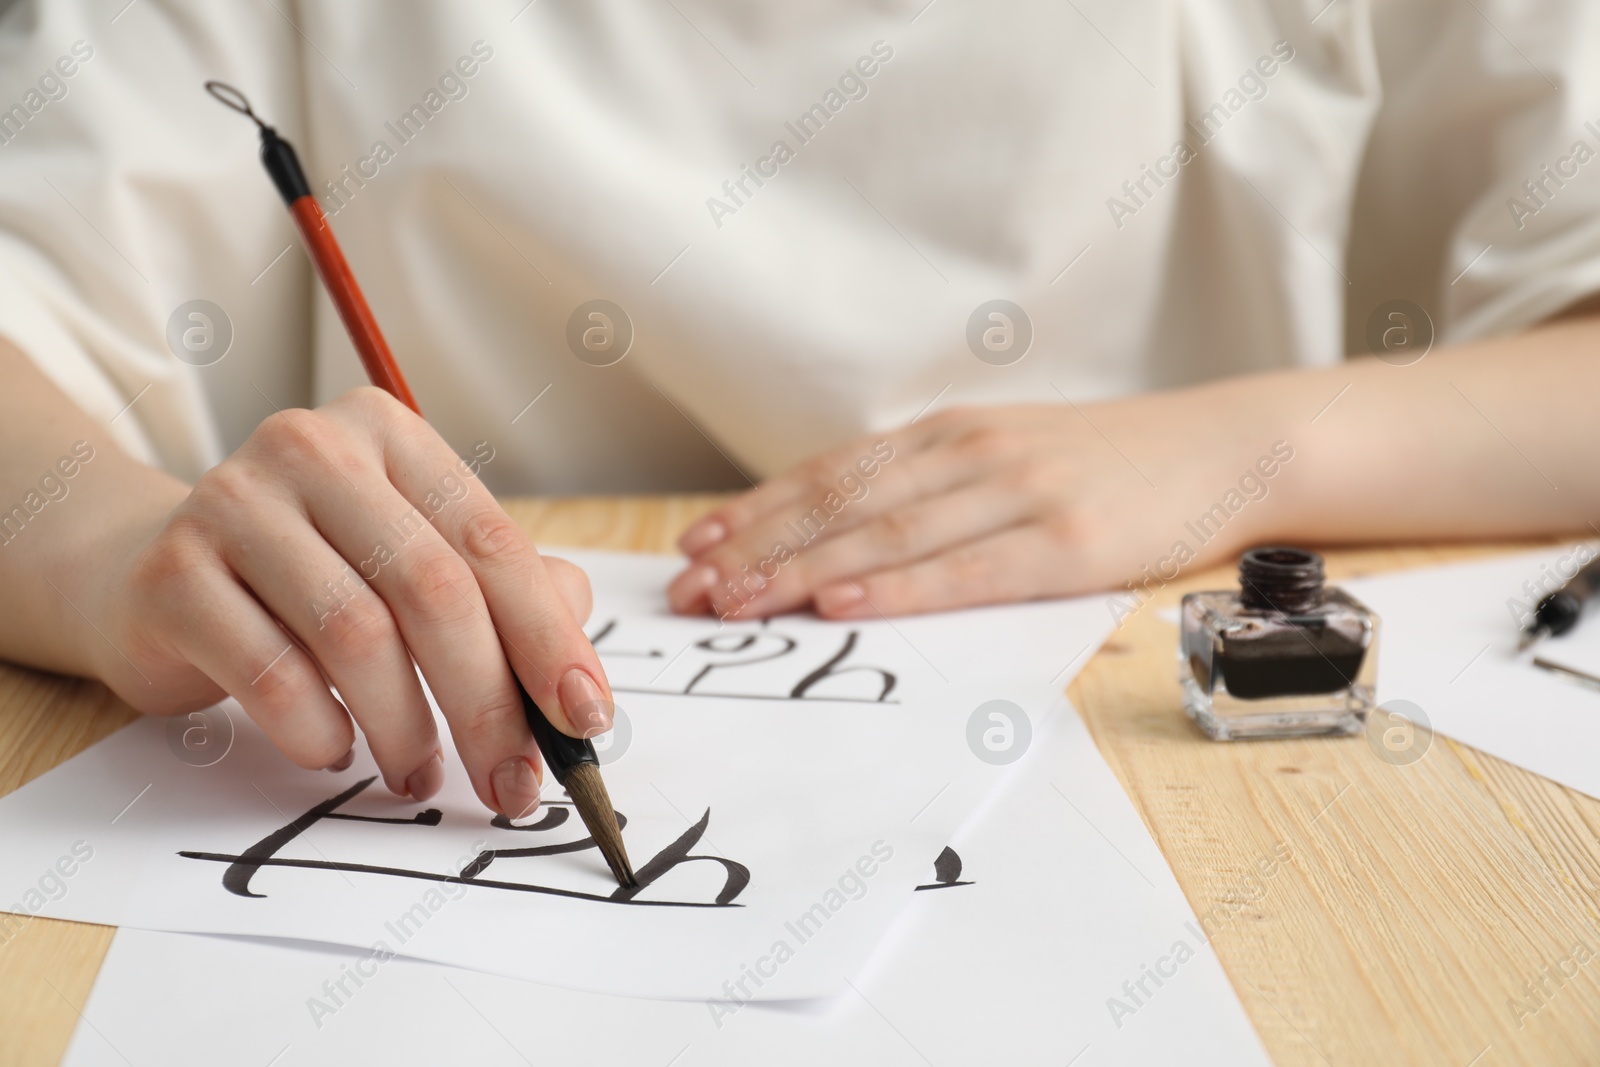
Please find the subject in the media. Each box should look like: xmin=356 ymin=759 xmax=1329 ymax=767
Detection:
xmin=1237 ymin=547 xmax=1324 ymax=612
xmin=1178 ymin=547 xmax=1378 ymax=741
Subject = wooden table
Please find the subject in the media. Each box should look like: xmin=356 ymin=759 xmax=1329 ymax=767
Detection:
xmin=4 ymin=495 xmax=1599 ymax=1066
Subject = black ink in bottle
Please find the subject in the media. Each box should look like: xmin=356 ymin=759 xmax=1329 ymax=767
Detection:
xmin=1179 ymin=547 xmax=1378 ymax=740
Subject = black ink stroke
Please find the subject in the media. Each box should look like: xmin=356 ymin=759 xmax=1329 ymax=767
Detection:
xmin=208 ymin=776 xmax=377 ymax=898
xmin=327 ymin=809 xmax=442 ymax=826
xmin=177 ymin=777 xmax=747 ymax=908
xmin=176 ymin=852 xmax=737 ymax=908
xmin=588 ymin=618 xmax=663 ymax=657
xmin=608 ymin=687 xmax=895 ymax=705
xmin=914 ymin=846 xmax=974 ymax=891
xmin=463 ymin=807 xmax=630 ymax=877
xmin=683 ymin=632 xmax=797 ymax=695
xmin=792 ymin=631 xmax=896 ymax=703
xmin=490 ymin=806 xmax=570 ymax=833
xmin=610 ymin=808 xmax=749 ymax=906
xmin=591 ymin=619 xmax=900 ymax=704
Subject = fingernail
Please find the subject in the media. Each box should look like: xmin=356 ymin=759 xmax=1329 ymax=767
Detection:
xmin=327 ymin=748 xmax=355 ymax=773
xmin=404 ymin=752 xmax=444 ymax=801
xmin=815 ymin=583 xmax=866 ymax=616
xmin=492 ymin=756 xmax=542 ymax=820
xmin=559 ymin=667 xmax=614 ymax=737
xmin=668 ymin=564 xmax=719 ymax=611
xmin=679 ymin=519 xmax=727 ymax=556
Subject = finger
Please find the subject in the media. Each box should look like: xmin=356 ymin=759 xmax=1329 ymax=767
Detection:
xmin=710 ymin=480 xmax=1038 ymax=618
xmin=161 ymin=564 xmax=355 ymax=770
xmin=676 ymin=410 xmax=992 ymax=560
xmin=668 ymin=437 xmax=984 ymax=614
xmin=220 ymin=501 xmax=443 ymax=801
xmin=299 ymin=472 xmax=549 ymax=819
xmin=542 ymin=556 xmax=594 ymax=625
xmin=813 ymin=524 xmax=1071 ymax=618
xmin=372 ymin=409 xmax=615 ymax=751
xmin=675 ymin=425 xmax=936 ymax=559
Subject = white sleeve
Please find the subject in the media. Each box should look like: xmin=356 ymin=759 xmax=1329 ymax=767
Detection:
xmin=0 ymin=0 xmax=310 ymax=481
xmin=1358 ymin=1 xmax=1600 ymax=343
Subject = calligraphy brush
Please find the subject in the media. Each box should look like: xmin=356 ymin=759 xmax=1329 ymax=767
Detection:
xmin=205 ymin=81 xmax=637 ymax=889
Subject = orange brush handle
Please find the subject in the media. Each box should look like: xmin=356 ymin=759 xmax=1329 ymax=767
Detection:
xmin=288 ymin=196 xmax=422 ymax=417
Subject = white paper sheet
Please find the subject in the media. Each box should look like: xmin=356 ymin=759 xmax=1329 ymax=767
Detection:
xmin=0 ymin=550 xmax=1115 ymax=1000
xmin=63 ymin=699 xmax=1271 ymax=1067
xmin=1345 ymin=545 xmax=1600 ymax=799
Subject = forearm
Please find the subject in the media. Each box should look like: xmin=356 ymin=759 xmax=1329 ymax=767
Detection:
xmin=0 ymin=339 xmax=188 ymax=676
xmin=1175 ymin=315 xmax=1600 ymax=546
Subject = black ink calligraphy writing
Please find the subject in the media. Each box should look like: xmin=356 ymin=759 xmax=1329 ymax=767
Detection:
xmin=591 ymin=619 xmax=898 ymax=704
xmin=178 ymin=777 xmax=749 ymax=908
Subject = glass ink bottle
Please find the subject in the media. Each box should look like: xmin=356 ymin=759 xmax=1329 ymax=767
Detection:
xmin=1179 ymin=547 xmax=1378 ymax=740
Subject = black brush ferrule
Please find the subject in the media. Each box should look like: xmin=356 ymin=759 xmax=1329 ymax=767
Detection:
xmin=259 ymin=126 xmax=311 ymax=205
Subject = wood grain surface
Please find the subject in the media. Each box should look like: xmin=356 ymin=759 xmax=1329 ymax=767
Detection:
xmin=2 ymin=496 xmax=1597 ymax=1065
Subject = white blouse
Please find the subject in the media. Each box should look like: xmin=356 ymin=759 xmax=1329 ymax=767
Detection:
xmin=0 ymin=0 xmax=1596 ymax=492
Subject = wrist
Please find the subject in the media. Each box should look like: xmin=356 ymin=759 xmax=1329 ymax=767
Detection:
xmin=45 ymin=456 xmax=189 ymax=681
xmin=1143 ymin=373 xmax=1312 ymax=555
